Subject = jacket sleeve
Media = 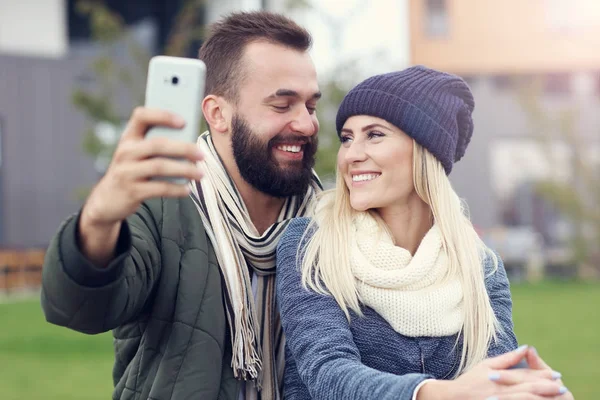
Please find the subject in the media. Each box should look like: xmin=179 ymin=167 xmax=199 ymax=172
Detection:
xmin=281 ymin=345 xmax=313 ymax=400
xmin=40 ymin=199 xmax=162 ymax=335
xmin=276 ymin=218 xmax=431 ymax=400
xmin=484 ymin=252 xmax=519 ymax=357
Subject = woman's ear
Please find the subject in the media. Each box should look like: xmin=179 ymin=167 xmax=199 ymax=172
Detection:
xmin=202 ymin=94 xmax=231 ymax=134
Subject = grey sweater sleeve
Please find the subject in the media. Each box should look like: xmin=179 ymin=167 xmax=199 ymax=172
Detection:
xmin=484 ymin=253 xmax=519 ymax=357
xmin=276 ymin=218 xmax=431 ymax=400
xmin=40 ymin=199 xmax=162 ymax=335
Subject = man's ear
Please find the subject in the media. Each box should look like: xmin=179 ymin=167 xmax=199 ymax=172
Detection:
xmin=202 ymin=94 xmax=231 ymax=134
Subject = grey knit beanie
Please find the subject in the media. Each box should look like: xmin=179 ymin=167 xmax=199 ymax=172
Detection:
xmin=335 ymin=65 xmax=475 ymax=174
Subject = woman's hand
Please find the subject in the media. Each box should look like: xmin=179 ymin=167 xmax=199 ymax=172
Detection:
xmin=508 ymin=347 xmax=575 ymax=400
xmin=416 ymin=346 xmax=570 ymax=400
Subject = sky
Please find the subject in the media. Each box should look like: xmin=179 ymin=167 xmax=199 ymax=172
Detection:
xmin=292 ymin=0 xmax=411 ymax=81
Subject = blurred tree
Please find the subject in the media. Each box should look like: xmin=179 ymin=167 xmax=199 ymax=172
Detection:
xmin=312 ymin=65 xmax=356 ymax=185
xmin=290 ymin=0 xmax=368 ymax=184
xmin=516 ymin=77 xmax=600 ymax=278
xmin=72 ymin=0 xmax=206 ymax=199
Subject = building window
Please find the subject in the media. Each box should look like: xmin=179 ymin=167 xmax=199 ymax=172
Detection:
xmin=425 ymin=0 xmax=449 ymax=37
xmin=544 ymin=73 xmax=571 ymax=95
xmin=492 ymin=75 xmax=513 ymax=90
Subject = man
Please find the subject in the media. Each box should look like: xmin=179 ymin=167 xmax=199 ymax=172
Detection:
xmin=41 ymin=11 xmax=322 ymax=400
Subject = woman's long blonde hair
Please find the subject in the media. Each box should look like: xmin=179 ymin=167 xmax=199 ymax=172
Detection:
xmin=299 ymin=141 xmax=500 ymax=375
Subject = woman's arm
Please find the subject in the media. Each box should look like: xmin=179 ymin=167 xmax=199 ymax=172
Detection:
xmin=276 ymin=218 xmax=432 ymax=400
xmin=484 ymin=252 xmax=519 ymax=357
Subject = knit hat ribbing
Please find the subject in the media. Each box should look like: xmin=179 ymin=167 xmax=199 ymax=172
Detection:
xmin=335 ymin=65 xmax=475 ymax=174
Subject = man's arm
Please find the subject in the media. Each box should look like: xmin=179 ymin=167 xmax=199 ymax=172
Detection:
xmin=40 ymin=106 xmax=204 ymax=334
xmin=40 ymin=199 xmax=162 ymax=334
xmin=76 ymin=203 xmax=123 ymax=269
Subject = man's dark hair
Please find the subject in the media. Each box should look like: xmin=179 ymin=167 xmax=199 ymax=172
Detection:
xmin=198 ymin=11 xmax=312 ymax=102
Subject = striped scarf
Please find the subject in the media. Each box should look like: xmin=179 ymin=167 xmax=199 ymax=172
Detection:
xmin=189 ymin=131 xmax=321 ymax=400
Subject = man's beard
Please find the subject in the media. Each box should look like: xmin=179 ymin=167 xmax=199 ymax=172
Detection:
xmin=231 ymin=114 xmax=317 ymax=198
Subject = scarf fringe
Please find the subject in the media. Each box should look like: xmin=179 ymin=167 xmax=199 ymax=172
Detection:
xmin=232 ymin=309 xmax=263 ymax=383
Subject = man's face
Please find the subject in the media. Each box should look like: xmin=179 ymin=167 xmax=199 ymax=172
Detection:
xmin=231 ymin=113 xmax=317 ymax=197
xmin=230 ymin=41 xmax=321 ymax=197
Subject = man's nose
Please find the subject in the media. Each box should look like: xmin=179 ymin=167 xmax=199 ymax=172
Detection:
xmin=290 ymin=107 xmax=317 ymax=137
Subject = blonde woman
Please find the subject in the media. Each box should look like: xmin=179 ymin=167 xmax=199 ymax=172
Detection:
xmin=276 ymin=66 xmax=572 ymax=400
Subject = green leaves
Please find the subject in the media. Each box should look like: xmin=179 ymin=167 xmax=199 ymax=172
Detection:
xmin=517 ymin=78 xmax=600 ymax=274
xmin=76 ymin=1 xmax=124 ymax=43
xmin=72 ymin=90 xmax=120 ymax=126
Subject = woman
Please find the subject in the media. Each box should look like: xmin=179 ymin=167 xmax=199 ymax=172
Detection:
xmin=276 ymin=66 xmax=572 ymax=400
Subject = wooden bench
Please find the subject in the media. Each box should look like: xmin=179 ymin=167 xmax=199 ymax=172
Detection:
xmin=0 ymin=249 xmax=46 ymax=293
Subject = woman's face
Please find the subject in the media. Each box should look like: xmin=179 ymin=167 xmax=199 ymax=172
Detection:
xmin=338 ymin=115 xmax=415 ymax=212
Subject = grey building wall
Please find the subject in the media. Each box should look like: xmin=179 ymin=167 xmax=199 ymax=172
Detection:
xmin=449 ymin=79 xmax=526 ymax=230
xmin=0 ymin=54 xmax=102 ymax=247
xmin=0 ymin=0 xmax=213 ymax=248
xmin=450 ymin=75 xmax=600 ymax=231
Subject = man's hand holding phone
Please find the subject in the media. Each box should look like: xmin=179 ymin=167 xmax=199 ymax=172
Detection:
xmin=78 ymin=107 xmax=204 ymax=268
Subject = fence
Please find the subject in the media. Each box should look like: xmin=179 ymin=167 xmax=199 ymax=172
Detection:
xmin=0 ymin=249 xmax=46 ymax=295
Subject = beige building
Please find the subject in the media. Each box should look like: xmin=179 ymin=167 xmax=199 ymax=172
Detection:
xmin=406 ymin=0 xmax=600 ymax=249
xmin=409 ymin=0 xmax=600 ymax=74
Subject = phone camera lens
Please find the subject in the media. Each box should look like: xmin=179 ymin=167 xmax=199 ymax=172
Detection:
xmin=171 ymin=76 xmax=179 ymax=85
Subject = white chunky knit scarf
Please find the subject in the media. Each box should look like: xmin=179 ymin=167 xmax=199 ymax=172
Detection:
xmin=350 ymin=213 xmax=464 ymax=337
xmin=189 ymin=132 xmax=321 ymax=400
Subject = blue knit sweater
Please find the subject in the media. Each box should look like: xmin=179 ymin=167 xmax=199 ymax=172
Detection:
xmin=276 ymin=218 xmax=518 ymax=400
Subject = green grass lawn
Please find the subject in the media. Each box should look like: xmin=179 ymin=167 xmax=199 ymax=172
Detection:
xmin=0 ymin=299 xmax=114 ymax=400
xmin=0 ymin=281 xmax=598 ymax=399
xmin=510 ymin=280 xmax=599 ymax=399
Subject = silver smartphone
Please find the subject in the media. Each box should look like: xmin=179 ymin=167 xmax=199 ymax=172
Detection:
xmin=144 ymin=56 xmax=206 ymax=182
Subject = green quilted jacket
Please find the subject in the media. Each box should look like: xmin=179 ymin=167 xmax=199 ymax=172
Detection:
xmin=41 ymin=197 xmax=239 ymax=400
